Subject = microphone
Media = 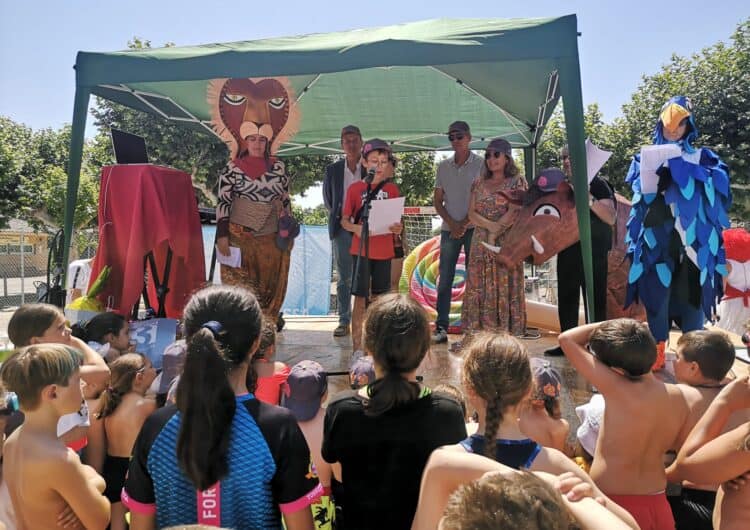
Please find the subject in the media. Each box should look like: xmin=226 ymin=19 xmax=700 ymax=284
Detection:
xmin=365 ymin=167 xmax=376 ymax=184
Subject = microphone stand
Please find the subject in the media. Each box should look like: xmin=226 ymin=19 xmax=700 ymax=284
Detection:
xmin=352 ymin=176 xmax=375 ymax=303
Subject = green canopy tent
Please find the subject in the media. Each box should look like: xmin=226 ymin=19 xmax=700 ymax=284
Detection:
xmin=65 ymin=14 xmax=596 ymax=318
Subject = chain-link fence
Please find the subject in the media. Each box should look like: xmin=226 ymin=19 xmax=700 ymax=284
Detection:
xmin=0 ymin=222 xmax=99 ymax=311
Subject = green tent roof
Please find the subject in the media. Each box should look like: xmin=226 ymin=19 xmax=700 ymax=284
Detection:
xmin=65 ymin=14 xmax=597 ymax=318
xmin=74 ymin=16 xmax=576 ymax=153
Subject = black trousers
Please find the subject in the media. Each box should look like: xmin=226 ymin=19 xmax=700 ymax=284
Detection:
xmin=556 ymin=241 xmax=609 ymax=332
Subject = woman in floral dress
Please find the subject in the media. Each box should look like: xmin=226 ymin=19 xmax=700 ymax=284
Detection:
xmin=462 ymin=138 xmax=527 ymax=337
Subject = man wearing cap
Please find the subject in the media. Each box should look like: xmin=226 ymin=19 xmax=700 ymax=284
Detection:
xmin=545 ymin=145 xmax=616 ymax=356
xmin=341 ymin=139 xmax=403 ymax=353
xmin=432 ymin=121 xmax=484 ymax=344
xmin=323 ymin=126 xmax=366 ymax=338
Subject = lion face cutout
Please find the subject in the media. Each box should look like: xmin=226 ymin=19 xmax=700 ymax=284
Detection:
xmin=497 ymin=182 xmax=579 ymax=267
xmin=208 ymin=77 xmax=300 ymax=159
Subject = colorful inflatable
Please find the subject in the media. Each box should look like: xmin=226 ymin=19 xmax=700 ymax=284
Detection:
xmin=399 ymin=236 xmax=465 ymax=333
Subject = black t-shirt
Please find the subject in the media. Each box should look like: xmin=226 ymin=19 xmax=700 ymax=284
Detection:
xmin=322 ymin=388 xmax=467 ymax=530
xmin=587 ymin=176 xmax=615 ymax=250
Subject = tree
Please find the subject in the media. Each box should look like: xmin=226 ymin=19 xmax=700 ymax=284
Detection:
xmin=535 ymin=103 xmax=611 ymax=177
xmin=605 ymin=19 xmax=750 ymax=220
xmin=0 ymin=117 xmax=99 ymax=230
xmin=393 ymin=151 xmax=436 ymax=206
xmin=89 ymin=37 xmax=336 ymax=206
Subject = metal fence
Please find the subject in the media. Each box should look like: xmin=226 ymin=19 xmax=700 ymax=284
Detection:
xmin=0 ymin=226 xmax=98 ymax=310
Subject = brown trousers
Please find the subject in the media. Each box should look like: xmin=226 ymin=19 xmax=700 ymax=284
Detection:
xmin=221 ymin=223 xmax=292 ymax=319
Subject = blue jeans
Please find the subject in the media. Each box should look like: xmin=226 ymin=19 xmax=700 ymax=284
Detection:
xmin=646 ymin=286 xmax=705 ymax=342
xmin=436 ymin=228 xmax=473 ymax=330
xmin=332 ymin=230 xmax=353 ymax=325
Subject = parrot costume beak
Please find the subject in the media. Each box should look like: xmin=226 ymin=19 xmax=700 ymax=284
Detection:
xmin=660 ymin=102 xmax=690 ymax=136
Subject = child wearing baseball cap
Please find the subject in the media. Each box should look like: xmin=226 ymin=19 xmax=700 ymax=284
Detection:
xmin=282 ymin=361 xmax=340 ymax=530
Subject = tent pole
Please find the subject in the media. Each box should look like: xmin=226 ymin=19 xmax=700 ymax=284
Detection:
xmin=62 ymin=86 xmax=91 ymax=290
xmin=559 ymin=57 xmax=595 ymax=324
xmin=523 ymin=146 xmax=536 ymax=184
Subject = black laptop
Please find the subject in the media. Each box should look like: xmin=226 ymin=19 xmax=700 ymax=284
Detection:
xmin=111 ymin=128 xmax=149 ymax=164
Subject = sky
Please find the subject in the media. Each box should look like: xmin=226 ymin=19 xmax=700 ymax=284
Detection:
xmin=1 ymin=0 xmax=747 ymax=206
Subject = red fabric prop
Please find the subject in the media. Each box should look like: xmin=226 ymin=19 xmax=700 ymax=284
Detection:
xmin=88 ymin=165 xmax=206 ymax=318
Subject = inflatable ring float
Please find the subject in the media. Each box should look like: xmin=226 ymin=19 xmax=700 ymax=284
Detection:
xmin=399 ymin=235 xmax=465 ymax=333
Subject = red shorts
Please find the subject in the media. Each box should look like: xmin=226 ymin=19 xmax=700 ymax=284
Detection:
xmin=607 ymin=491 xmax=675 ymax=530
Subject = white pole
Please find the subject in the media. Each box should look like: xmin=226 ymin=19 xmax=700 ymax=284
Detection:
xmin=20 ymin=233 xmax=25 ymax=304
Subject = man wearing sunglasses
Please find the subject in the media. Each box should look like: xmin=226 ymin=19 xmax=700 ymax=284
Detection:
xmin=432 ymin=121 xmax=484 ymax=344
xmin=545 ymin=145 xmax=616 ymax=356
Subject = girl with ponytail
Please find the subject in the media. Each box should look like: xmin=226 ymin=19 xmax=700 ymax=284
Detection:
xmin=88 ymin=354 xmax=157 ymax=530
xmin=122 ymin=285 xmax=318 ymax=530
xmin=322 ymin=293 xmax=466 ymax=530
xmin=457 ymin=333 xmax=638 ymax=527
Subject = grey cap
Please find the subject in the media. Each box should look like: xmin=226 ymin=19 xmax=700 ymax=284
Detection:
xmin=486 ymin=138 xmax=512 ymax=156
xmin=448 ymin=121 xmax=471 ymax=134
xmin=341 ymin=124 xmax=362 ymax=137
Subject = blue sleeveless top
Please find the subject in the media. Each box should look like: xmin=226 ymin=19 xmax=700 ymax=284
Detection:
xmin=460 ymin=434 xmax=542 ymax=469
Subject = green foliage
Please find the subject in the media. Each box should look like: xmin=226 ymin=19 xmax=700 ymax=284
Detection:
xmin=534 ymin=18 xmax=749 ymax=221
xmin=604 ymin=19 xmax=750 ymax=220
xmin=393 ymin=151 xmax=436 ymax=206
xmin=292 ymin=203 xmax=328 ymax=225
xmin=0 ymin=117 xmax=99 ymax=230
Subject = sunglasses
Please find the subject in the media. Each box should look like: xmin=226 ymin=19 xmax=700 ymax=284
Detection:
xmin=448 ymin=133 xmax=465 ymax=142
xmin=485 ymin=151 xmax=505 ymax=159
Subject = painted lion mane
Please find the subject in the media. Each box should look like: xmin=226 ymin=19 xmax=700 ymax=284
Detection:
xmin=207 ymin=77 xmax=300 ymax=158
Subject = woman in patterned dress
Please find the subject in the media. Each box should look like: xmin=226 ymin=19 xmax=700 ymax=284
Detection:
xmin=215 ymin=134 xmax=294 ymax=321
xmin=461 ymin=138 xmax=528 ymax=337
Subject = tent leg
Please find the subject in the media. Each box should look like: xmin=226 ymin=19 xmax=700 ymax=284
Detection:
xmin=559 ymin=57 xmax=595 ymax=324
xmin=62 ymin=87 xmax=91 ymax=293
xmin=523 ymin=146 xmax=537 ymax=184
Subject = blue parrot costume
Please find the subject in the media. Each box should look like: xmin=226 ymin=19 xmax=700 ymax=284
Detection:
xmin=624 ymin=96 xmax=731 ymax=368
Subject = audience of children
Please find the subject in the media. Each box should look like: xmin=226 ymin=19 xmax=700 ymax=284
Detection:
xmin=322 ymin=293 xmax=467 ymax=530
xmin=122 ymin=285 xmax=319 ymax=529
xmin=252 ymin=317 xmax=291 ymax=405
xmin=560 ymin=319 xmax=690 ymax=530
xmin=0 ymin=391 xmax=18 ymax=530
xmin=455 ymin=332 xmax=637 ymax=527
xmin=666 ymin=330 xmax=750 ymax=529
xmin=3 ymin=290 xmax=750 ymax=530
xmin=87 ymin=353 xmax=157 ymax=530
xmin=282 ymin=360 xmax=341 ymax=530
xmin=519 ymin=357 xmax=570 ymax=453
xmin=668 ymin=376 xmax=750 ymax=530
xmin=0 ymin=344 xmax=110 ymax=529
xmin=71 ymin=312 xmax=132 ymax=363
xmin=6 ymin=303 xmax=110 ymax=453
xmin=412 ymin=448 xmax=634 ymax=530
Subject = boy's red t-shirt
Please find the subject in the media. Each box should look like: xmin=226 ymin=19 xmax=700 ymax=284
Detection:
xmin=342 ymin=180 xmax=401 ymax=260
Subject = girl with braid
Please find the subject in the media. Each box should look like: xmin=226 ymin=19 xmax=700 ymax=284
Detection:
xmin=88 ymin=354 xmax=157 ymax=530
xmin=454 ymin=333 xmax=638 ymax=527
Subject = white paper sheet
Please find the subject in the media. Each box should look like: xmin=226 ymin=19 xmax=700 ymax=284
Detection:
xmin=640 ymin=144 xmax=682 ymax=194
xmin=216 ymin=245 xmax=241 ymax=268
xmin=368 ymin=197 xmax=405 ymax=235
xmin=585 ymin=138 xmax=612 ymax=184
